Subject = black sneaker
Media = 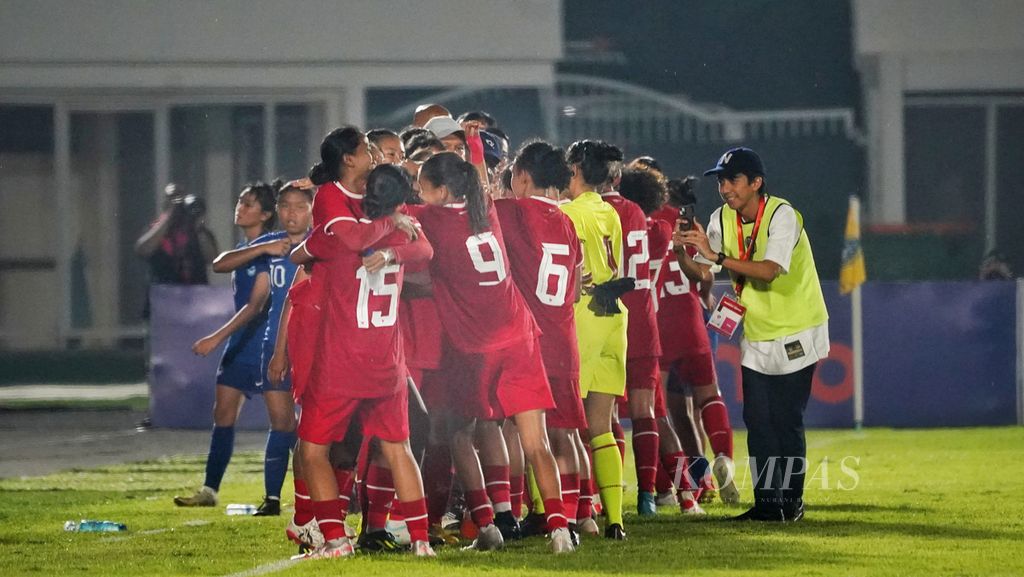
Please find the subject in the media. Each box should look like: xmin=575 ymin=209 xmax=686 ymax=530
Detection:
xmin=730 ymin=506 xmax=785 ymax=522
xmin=604 ymin=523 xmax=626 ymax=540
xmin=494 ymin=511 xmax=522 ymax=541
xmin=253 ymin=497 xmax=280 ymax=516
xmin=357 ymin=530 xmax=403 ymax=553
xmin=783 ymin=502 xmax=805 ymax=522
xmin=519 ymin=512 xmax=547 ymax=538
xmin=567 ymin=523 xmax=580 ymax=548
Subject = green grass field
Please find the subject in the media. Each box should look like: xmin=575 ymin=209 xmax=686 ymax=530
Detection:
xmin=1 ymin=427 xmax=1022 ymax=577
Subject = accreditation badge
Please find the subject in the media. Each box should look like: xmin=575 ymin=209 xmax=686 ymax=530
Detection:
xmin=707 ymin=294 xmax=746 ymax=339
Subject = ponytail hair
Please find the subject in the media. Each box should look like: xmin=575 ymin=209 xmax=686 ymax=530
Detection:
xmin=420 ymin=152 xmax=490 ymax=235
xmin=309 ymin=125 xmax=364 ymax=185
xmin=363 ymin=165 xmax=413 ymax=220
xmin=565 ymin=139 xmax=624 ymax=188
xmin=513 ymin=140 xmax=571 ymax=191
xmin=667 ymin=176 xmax=699 ymax=207
xmin=242 ymin=181 xmax=278 ymax=232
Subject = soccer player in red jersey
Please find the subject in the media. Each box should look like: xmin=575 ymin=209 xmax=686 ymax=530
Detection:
xmin=619 ymin=169 xmax=707 ymax=515
xmin=496 ymin=140 xmax=589 ymax=543
xmin=650 ymin=175 xmax=739 ymax=505
xmin=598 ymin=150 xmax=665 ymax=517
xmin=291 ymin=164 xmax=435 ymax=559
xmin=415 ymin=152 xmax=575 ymax=554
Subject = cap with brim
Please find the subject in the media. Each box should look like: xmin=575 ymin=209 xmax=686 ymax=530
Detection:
xmin=703 ymin=147 xmax=765 ymax=177
xmin=424 ymin=116 xmax=465 ymax=140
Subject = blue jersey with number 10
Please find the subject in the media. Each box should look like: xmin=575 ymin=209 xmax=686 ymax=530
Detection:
xmin=222 ymin=237 xmax=271 ymax=368
xmin=253 ymin=230 xmax=302 ymax=370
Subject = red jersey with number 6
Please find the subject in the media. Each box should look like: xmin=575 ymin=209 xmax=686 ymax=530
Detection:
xmin=495 ymin=197 xmax=582 ymax=378
xmin=417 ymin=201 xmax=539 ymax=353
xmin=601 ymin=192 xmax=662 ymax=359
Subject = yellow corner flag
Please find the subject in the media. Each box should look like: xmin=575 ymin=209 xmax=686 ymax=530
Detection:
xmin=840 ymin=195 xmax=867 ymax=294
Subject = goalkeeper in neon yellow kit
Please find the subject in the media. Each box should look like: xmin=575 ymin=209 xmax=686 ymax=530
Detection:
xmin=559 ymin=139 xmax=632 ymax=540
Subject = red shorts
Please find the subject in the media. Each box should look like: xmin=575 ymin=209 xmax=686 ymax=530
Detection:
xmin=626 ymin=356 xmax=661 ymax=391
xmin=297 ymin=387 xmax=409 ymax=445
xmin=440 ymin=337 xmax=554 ymax=420
xmin=662 ymin=351 xmax=717 ymax=393
xmin=547 ymin=375 xmax=587 ymax=430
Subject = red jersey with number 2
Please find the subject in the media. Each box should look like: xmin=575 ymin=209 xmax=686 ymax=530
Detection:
xmin=417 ymin=201 xmax=539 ymax=353
xmin=601 ymin=192 xmax=661 ymax=358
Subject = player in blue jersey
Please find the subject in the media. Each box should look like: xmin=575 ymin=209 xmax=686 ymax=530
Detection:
xmin=246 ymin=180 xmax=314 ymax=515
xmin=174 ymin=181 xmax=282 ymax=508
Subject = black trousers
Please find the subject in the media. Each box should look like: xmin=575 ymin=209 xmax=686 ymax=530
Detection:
xmin=741 ymin=363 xmax=816 ymax=512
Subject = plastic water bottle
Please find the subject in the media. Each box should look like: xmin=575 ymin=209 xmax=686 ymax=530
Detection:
xmin=225 ymin=504 xmax=257 ymax=516
xmin=64 ymin=520 xmax=127 ymax=532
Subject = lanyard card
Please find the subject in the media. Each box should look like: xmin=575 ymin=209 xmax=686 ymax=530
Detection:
xmin=707 ymin=294 xmax=746 ymax=339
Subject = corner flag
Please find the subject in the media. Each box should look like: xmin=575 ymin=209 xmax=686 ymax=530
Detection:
xmin=840 ymin=195 xmax=866 ymax=294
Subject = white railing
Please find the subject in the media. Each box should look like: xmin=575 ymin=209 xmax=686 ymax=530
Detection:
xmin=378 ymin=73 xmax=863 ymax=145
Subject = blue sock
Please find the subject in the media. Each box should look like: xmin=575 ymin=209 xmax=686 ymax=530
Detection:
xmin=689 ymin=456 xmax=711 ymax=485
xmin=203 ymin=426 xmax=235 ymax=492
xmin=263 ymin=430 xmax=295 ymax=499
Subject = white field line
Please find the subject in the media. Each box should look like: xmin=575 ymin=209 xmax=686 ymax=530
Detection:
xmin=220 ymin=558 xmax=302 ymax=577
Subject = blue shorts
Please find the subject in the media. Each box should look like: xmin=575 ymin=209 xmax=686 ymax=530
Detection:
xmin=216 ymin=360 xmax=263 ymax=399
xmin=258 ymin=341 xmax=292 ymax=394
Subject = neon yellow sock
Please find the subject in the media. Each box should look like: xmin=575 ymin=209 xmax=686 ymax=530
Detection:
xmin=527 ymin=466 xmax=545 ymax=514
xmin=591 ymin=432 xmax=624 ymax=526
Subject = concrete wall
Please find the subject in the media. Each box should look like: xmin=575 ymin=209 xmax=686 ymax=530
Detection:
xmin=852 ymin=0 xmax=1024 ymax=225
xmin=0 ymin=0 xmax=561 ymax=90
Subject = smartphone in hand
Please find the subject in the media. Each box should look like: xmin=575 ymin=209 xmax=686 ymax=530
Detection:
xmin=678 ymin=204 xmax=696 ymax=231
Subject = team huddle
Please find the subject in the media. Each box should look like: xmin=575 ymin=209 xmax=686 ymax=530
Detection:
xmin=174 ymin=105 xmax=739 ymax=559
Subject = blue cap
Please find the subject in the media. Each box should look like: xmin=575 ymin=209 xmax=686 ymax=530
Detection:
xmin=703 ymin=147 xmax=765 ymax=177
xmin=480 ymin=130 xmax=506 ymax=168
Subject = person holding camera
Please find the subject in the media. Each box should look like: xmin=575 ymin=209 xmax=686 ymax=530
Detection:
xmin=677 ymin=147 xmax=829 ymax=522
xmin=134 ymin=183 xmax=219 ymax=286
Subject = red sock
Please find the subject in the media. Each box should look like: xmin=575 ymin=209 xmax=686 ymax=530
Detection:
xmin=399 ymin=498 xmax=429 ymax=544
xmin=389 ymin=497 xmax=404 ymax=521
xmin=293 ymin=478 xmax=314 ymax=525
xmin=421 ymin=443 xmax=452 ymax=524
xmin=661 ymin=451 xmax=695 ymax=493
xmin=509 ymin=474 xmax=525 ymax=519
xmin=631 ymin=417 xmax=660 ymax=493
xmin=700 ymin=395 xmax=734 ymax=458
xmin=559 ymin=473 xmax=580 ymax=524
xmin=465 ymin=488 xmax=494 ymax=527
xmin=333 ymin=467 xmax=355 ymax=515
xmin=611 ymin=420 xmax=627 ymax=464
xmin=483 ymin=465 xmax=512 ymax=513
xmin=577 ymin=476 xmax=593 ymax=521
xmin=655 ymin=458 xmax=674 ymax=494
xmin=543 ymin=498 xmax=568 ymax=531
xmin=364 ymin=464 xmax=395 ymax=531
xmin=312 ymin=499 xmax=347 ymax=542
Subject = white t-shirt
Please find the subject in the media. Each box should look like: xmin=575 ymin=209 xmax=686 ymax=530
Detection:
xmin=697 ymin=203 xmax=830 ymax=375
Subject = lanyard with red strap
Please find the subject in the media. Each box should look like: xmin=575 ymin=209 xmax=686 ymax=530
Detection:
xmin=732 ymin=195 xmax=767 ymax=298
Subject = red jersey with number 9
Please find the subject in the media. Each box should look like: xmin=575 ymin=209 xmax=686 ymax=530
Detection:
xmin=495 ymin=197 xmax=582 ymax=378
xmin=417 ymin=201 xmax=539 ymax=353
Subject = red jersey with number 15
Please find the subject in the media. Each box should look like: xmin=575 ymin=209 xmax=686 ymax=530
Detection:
xmin=417 ymin=201 xmax=539 ymax=353
xmin=495 ymin=197 xmax=582 ymax=378
xmin=601 ymin=192 xmax=661 ymax=359
xmin=303 ymin=215 xmax=425 ymax=399
xmin=650 ymin=206 xmax=712 ymax=359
